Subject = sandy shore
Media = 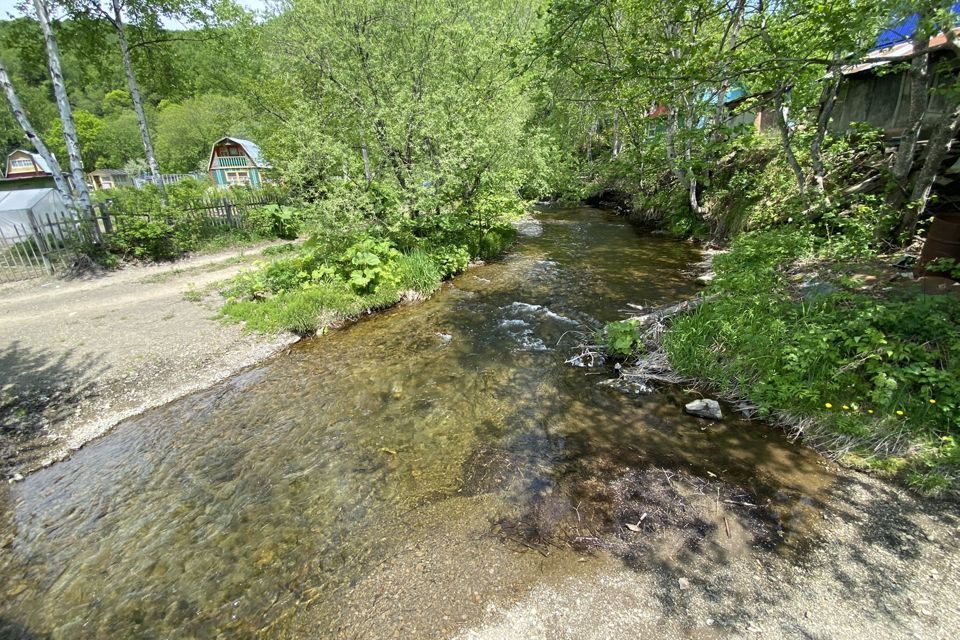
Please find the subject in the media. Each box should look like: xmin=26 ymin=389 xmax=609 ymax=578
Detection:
xmin=0 ymin=243 xmax=297 ymax=477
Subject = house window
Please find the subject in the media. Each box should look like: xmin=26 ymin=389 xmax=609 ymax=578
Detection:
xmin=226 ymin=171 xmax=250 ymax=186
xmin=227 ymin=146 xmax=240 ymax=156
xmin=10 ymin=159 xmax=32 ymax=168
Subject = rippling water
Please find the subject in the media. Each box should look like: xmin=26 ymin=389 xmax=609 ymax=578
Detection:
xmin=0 ymin=207 xmax=834 ymax=639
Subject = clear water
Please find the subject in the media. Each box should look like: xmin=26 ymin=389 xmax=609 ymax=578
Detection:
xmin=0 ymin=207 xmax=834 ymax=639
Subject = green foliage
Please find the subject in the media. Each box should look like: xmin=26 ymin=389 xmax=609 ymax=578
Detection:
xmin=396 ymin=250 xmax=442 ymax=296
xmin=603 ymin=319 xmax=644 ymax=358
xmin=336 ymin=238 xmax=401 ymax=294
xmin=107 ymin=216 xmax=175 ymax=261
xmin=663 ymin=225 xmax=960 ymax=491
xmin=245 ymin=205 xmax=302 ymax=240
xmin=430 ymin=244 xmax=471 ymax=278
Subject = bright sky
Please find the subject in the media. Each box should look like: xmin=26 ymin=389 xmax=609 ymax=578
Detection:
xmin=0 ymin=1 xmax=275 ymax=25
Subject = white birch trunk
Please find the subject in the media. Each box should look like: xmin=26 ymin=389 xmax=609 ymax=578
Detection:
xmin=111 ymin=0 xmax=167 ymax=205
xmin=0 ymin=59 xmax=78 ymax=214
xmin=33 ymin=0 xmax=94 ymax=220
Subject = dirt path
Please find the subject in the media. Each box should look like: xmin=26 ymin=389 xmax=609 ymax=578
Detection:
xmin=0 ymin=243 xmax=297 ymax=476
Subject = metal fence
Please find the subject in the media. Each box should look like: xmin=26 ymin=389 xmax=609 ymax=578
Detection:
xmin=0 ymin=193 xmax=280 ymax=284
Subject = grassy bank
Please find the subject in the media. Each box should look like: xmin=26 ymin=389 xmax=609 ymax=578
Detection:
xmin=220 ymin=216 xmax=518 ymax=335
xmin=619 ymin=226 xmax=960 ymax=494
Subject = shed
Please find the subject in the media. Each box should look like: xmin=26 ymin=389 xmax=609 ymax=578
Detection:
xmin=0 ymin=188 xmax=70 ymax=236
xmin=829 ymin=27 xmax=960 ymax=138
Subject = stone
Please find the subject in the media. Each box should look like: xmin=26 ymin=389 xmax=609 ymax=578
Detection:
xmin=685 ymin=398 xmax=722 ymax=420
xmin=678 ymin=577 xmax=690 ymax=590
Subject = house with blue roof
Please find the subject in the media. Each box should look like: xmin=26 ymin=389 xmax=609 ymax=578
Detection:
xmin=207 ymin=137 xmax=272 ymax=188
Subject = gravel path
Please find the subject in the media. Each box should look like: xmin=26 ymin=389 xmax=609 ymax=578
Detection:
xmin=0 ymin=244 xmax=297 ymax=477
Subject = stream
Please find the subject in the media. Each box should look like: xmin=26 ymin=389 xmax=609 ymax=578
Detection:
xmin=0 ymin=207 xmax=835 ymax=639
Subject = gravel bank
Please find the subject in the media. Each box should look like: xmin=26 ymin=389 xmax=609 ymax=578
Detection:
xmin=0 ymin=244 xmax=297 ymax=477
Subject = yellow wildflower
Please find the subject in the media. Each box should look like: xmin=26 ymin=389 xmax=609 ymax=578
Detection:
xmin=896 ymin=410 xmax=904 ymax=416
xmin=867 ymin=409 xmax=874 ymax=414
xmin=929 ymin=399 xmax=937 ymax=404
xmin=824 ymin=403 xmax=833 ymax=409
xmin=842 ymin=405 xmax=850 ymax=410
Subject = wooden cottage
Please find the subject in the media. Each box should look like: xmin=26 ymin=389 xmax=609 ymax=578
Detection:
xmin=5 ymin=150 xmax=51 ymax=180
xmin=207 ymin=137 xmax=271 ymax=187
xmin=87 ymin=169 xmax=133 ymax=191
xmin=830 ymin=28 xmax=960 ymax=138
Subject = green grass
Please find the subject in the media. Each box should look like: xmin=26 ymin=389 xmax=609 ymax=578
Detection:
xmin=661 ymin=226 xmax=960 ymax=495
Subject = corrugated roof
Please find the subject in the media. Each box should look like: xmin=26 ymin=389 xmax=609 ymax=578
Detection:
xmin=89 ymin=169 xmax=129 ymax=177
xmin=841 ymin=27 xmax=960 ymax=76
xmin=0 ymin=188 xmax=56 ymax=212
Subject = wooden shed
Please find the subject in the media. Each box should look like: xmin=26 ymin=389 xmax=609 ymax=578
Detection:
xmin=830 ymin=28 xmax=960 ymax=138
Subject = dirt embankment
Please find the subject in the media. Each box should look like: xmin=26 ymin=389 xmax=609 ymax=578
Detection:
xmin=0 ymin=244 xmax=297 ymax=478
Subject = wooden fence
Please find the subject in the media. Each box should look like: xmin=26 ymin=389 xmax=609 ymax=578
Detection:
xmin=0 ymin=193 xmax=280 ymax=284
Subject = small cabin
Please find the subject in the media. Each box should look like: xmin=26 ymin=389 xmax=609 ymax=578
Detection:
xmin=830 ymin=28 xmax=960 ymax=138
xmin=5 ymin=150 xmax=51 ymax=180
xmin=207 ymin=137 xmax=271 ymax=188
xmin=723 ymin=89 xmax=779 ymax=135
xmin=88 ymin=169 xmax=132 ymax=191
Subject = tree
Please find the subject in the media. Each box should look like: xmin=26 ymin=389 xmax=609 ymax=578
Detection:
xmin=154 ymin=94 xmax=254 ymax=172
xmin=0 ymin=57 xmax=77 ymax=213
xmin=60 ymin=0 xmax=175 ymax=203
xmin=33 ymin=0 xmax=94 ymax=219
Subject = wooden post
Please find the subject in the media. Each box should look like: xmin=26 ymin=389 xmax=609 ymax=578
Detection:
xmin=26 ymin=211 xmax=54 ymax=275
xmin=224 ymin=198 xmax=235 ymax=227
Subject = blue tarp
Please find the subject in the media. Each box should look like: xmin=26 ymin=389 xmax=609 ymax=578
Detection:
xmin=876 ymin=2 xmax=960 ymax=47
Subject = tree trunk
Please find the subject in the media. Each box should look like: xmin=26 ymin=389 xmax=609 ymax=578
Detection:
xmin=611 ymin=109 xmax=621 ymax=158
xmin=889 ymin=24 xmax=934 ymax=210
xmin=586 ymin=119 xmax=595 ymax=163
xmin=683 ymin=106 xmax=701 ymax=214
xmin=361 ymin=141 xmax=372 ymax=189
xmin=665 ymin=105 xmax=688 ymax=187
xmin=773 ymin=89 xmax=808 ymax=202
xmin=711 ymin=0 xmax=746 ymax=137
xmin=811 ymin=53 xmax=842 ymax=197
xmin=33 ymin=0 xmax=93 ymax=220
xmin=0 ymin=58 xmax=77 ymax=214
xmin=898 ymin=99 xmax=960 ymax=238
xmin=111 ymin=0 xmax=166 ymax=205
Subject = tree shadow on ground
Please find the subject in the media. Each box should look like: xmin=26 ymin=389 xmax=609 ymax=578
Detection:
xmin=0 ymin=341 xmax=105 ymax=474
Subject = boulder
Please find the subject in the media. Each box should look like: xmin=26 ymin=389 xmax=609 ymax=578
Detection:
xmin=685 ymin=398 xmax=722 ymax=421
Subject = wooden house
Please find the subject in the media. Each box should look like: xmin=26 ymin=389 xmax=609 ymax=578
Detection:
xmin=5 ymin=150 xmax=51 ymax=180
xmin=87 ymin=169 xmax=133 ymax=191
xmin=207 ymin=137 xmax=271 ymax=187
xmin=829 ymin=28 xmax=960 ymax=138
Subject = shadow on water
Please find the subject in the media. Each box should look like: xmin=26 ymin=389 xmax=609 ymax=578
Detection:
xmin=1 ymin=206 xmax=956 ymax=639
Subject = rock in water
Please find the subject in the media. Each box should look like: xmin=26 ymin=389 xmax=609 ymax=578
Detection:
xmin=685 ymin=399 xmax=722 ymax=420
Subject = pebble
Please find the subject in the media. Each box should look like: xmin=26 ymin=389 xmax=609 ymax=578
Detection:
xmin=678 ymin=577 xmax=690 ymax=590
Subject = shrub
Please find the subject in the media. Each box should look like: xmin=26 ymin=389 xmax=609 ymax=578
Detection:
xmin=430 ymin=244 xmax=471 ymax=278
xmin=107 ymin=216 xmax=175 ymax=261
xmin=603 ymin=319 xmax=643 ymax=357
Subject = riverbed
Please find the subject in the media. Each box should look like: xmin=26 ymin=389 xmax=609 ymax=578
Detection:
xmin=2 ymin=207 xmax=956 ymax=639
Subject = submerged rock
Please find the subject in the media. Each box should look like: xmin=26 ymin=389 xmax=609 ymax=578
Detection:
xmin=685 ymin=398 xmax=722 ymax=421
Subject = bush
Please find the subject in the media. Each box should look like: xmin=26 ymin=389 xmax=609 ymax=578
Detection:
xmin=107 ymin=216 xmax=176 ymax=261
xmin=246 ymin=205 xmax=303 ymax=240
xmin=430 ymin=244 xmax=471 ymax=278
xmin=603 ymin=319 xmax=643 ymax=357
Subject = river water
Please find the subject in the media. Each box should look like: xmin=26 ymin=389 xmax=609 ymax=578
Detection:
xmin=0 ymin=207 xmax=834 ymax=639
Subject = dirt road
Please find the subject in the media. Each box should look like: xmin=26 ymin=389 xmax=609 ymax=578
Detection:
xmin=0 ymin=244 xmax=297 ymax=476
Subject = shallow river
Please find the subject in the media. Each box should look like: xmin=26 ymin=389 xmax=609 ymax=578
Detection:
xmin=0 ymin=207 xmax=834 ymax=639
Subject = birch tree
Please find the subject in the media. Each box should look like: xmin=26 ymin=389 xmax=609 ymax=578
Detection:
xmin=0 ymin=58 xmax=77 ymax=213
xmin=32 ymin=0 xmax=94 ymax=220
